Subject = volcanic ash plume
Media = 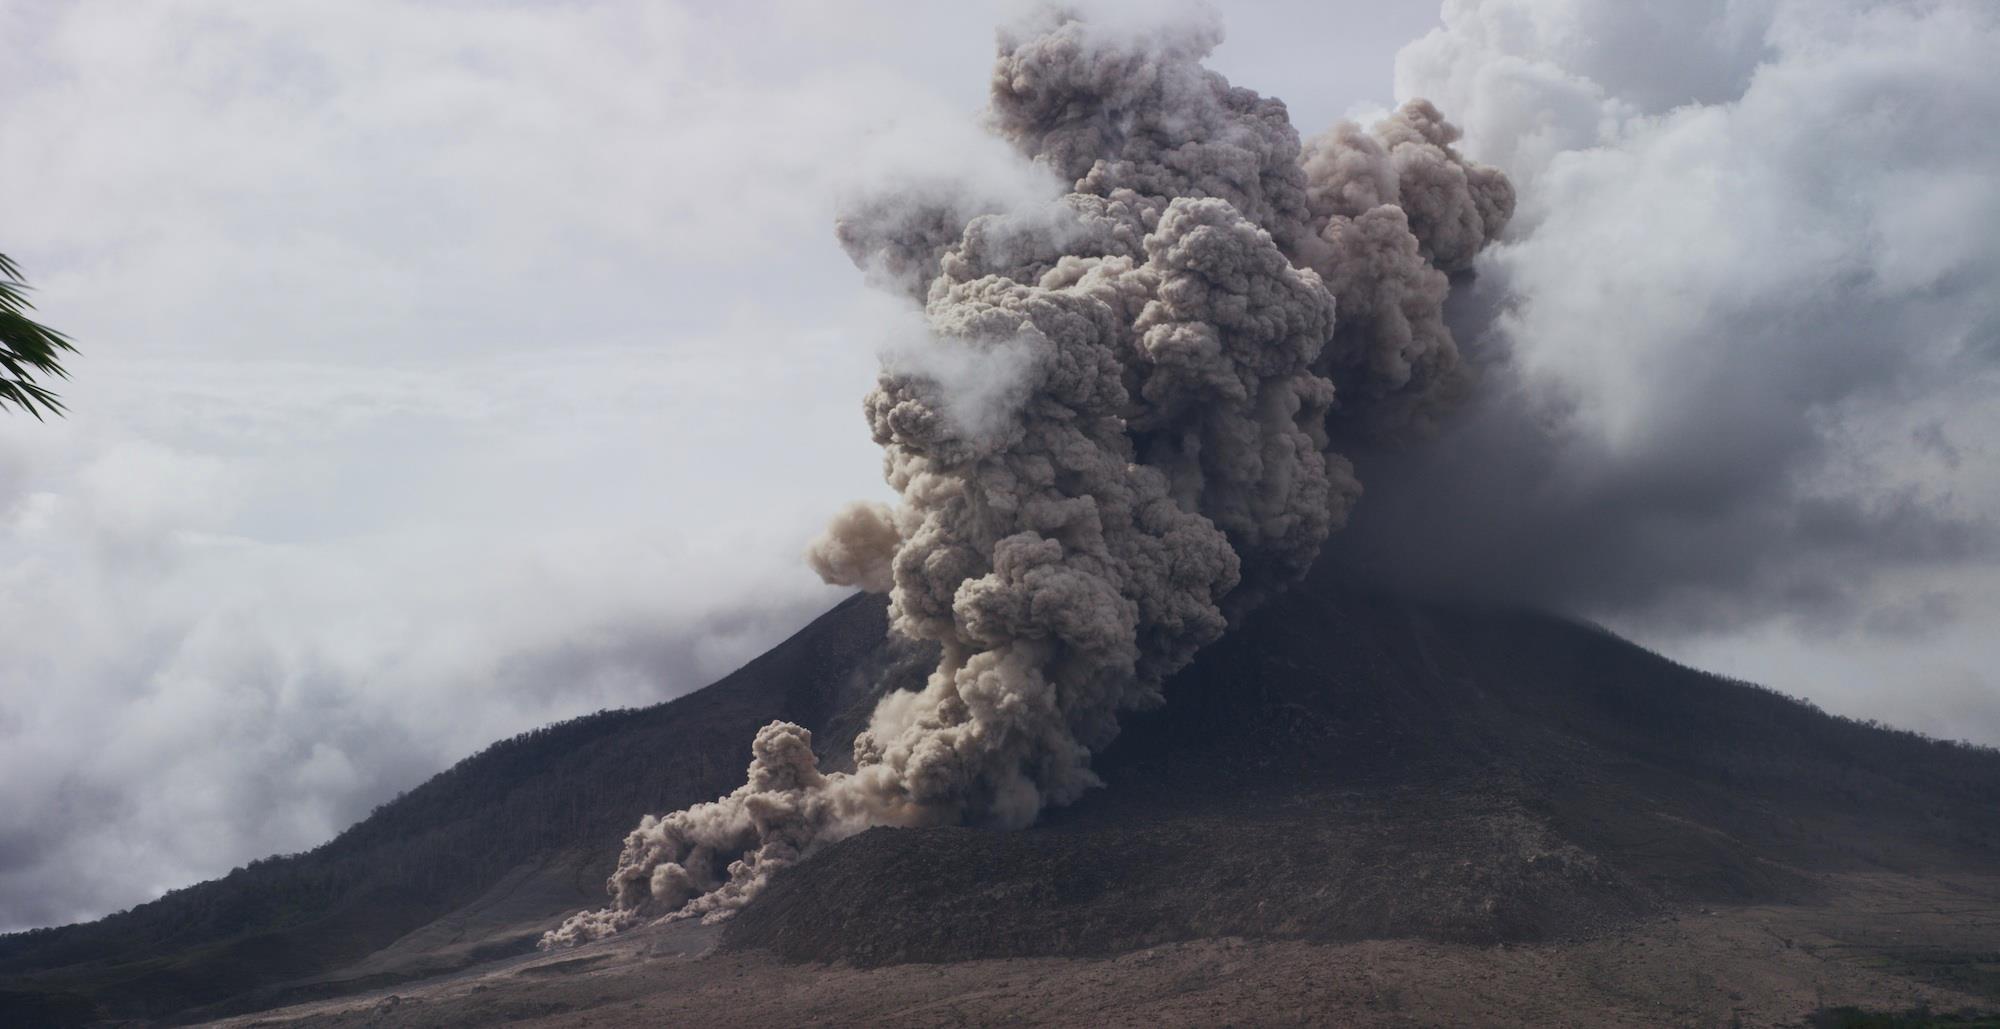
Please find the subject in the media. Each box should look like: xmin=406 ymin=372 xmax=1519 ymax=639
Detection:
xmin=542 ymin=9 xmax=1510 ymax=949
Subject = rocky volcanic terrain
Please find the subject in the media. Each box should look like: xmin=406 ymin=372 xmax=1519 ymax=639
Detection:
xmin=207 ymin=874 xmax=2000 ymax=1028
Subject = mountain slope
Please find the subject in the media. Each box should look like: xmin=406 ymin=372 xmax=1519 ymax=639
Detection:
xmin=0 ymin=591 xmax=917 ymax=1025
xmin=3 ymin=570 xmax=1997 ymax=1024
xmin=729 ymin=567 xmax=2000 ymax=964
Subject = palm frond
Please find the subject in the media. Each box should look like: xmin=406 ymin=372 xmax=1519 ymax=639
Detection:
xmin=0 ymin=253 xmax=77 ymax=419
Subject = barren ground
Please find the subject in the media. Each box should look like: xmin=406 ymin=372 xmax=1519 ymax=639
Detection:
xmin=207 ymin=871 xmax=2000 ymax=1028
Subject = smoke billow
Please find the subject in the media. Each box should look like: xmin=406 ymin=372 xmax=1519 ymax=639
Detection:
xmin=804 ymin=501 xmax=899 ymax=596
xmin=1326 ymin=0 xmax=2000 ymax=636
xmin=542 ymin=7 xmax=1509 ymax=948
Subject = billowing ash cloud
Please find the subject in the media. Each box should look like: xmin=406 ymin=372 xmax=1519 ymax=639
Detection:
xmin=542 ymin=7 xmax=1509 ymax=947
xmin=1326 ymin=0 xmax=2000 ymax=635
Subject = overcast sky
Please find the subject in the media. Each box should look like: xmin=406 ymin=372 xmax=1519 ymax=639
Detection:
xmin=2 ymin=0 xmax=1995 ymax=932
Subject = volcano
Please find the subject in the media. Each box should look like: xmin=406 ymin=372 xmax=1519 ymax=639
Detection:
xmin=4 ymin=566 xmax=1998 ymax=1026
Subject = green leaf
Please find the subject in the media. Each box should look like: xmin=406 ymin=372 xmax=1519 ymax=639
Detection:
xmin=0 ymin=253 xmax=77 ymax=419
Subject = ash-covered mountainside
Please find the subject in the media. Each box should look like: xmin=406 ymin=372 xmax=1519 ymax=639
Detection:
xmin=4 ymin=571 xmax=1998 ymax=1025
xmin=729 ymin=563 xmax=2000 ymax=965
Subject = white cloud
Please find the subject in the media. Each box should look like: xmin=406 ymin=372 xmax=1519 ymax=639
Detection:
xmin=0 ymin=346 xmax=871 ymax=928
xmin=1352 ymin=0 xmax=2000 ymax=742
xmin=0 ymin=0 xmax=1048 ymax=929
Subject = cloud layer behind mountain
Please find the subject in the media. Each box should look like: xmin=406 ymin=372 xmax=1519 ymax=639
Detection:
xmin=1333 ymin=0 xmax=2000 ymax=745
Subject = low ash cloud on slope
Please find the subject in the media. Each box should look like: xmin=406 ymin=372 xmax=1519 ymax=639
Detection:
xmin=543 ymin=6 xmax=1511 ymax=946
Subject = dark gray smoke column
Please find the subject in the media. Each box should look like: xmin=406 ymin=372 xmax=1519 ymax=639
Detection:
xmin=542 ymin=7 xmax=1510 ymax=948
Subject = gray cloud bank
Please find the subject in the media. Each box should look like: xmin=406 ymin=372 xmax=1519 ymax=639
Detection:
xmin=0 ymin=358 xmax=851 ymax=933
xmin=1329 ymin=0 xmax=2000 ymax=645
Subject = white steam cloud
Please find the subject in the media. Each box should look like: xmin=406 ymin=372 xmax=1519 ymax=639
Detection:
xmin=1332 ymin=0 xmax=2000 ymax=639
xmin=543 ymin=6 xmax=1510 ymax=947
